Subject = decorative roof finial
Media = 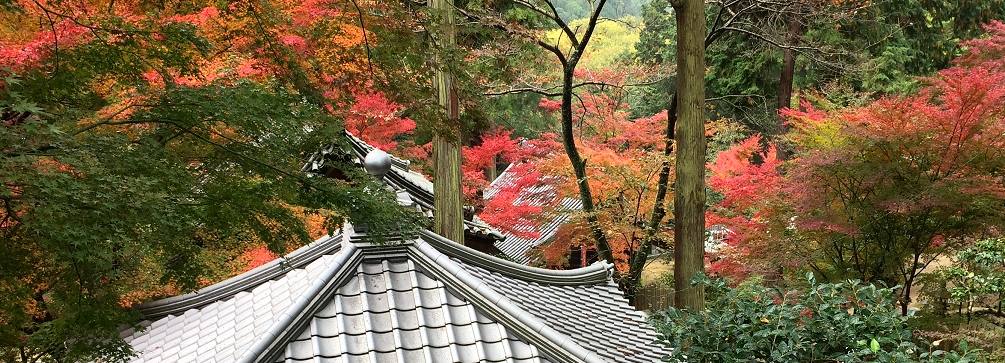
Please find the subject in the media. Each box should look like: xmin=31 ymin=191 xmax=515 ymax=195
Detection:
xmin=363 ymin=149 xmax=392 ymax=180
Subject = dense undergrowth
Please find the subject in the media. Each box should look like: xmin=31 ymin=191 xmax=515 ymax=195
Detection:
xmin=650 ymin=273 xmax=996 ymax=362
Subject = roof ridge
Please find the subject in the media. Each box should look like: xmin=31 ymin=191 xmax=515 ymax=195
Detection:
xmin=344 ymin=130 xmax=412 ymax=170
xmin=409 ymin=237 xmax=606 ymax=363
xmin=238 ymin=237 xmax=367 ymax=363
xmin=484 ymin=163 xmax=516 ymax=197
xmin=135 ymin=234 xmax=343 ymax=320
xmin=419 ymin=229 xmax=612 ymax=286
xmin=241 ymin=226 xmax=603 ymax=363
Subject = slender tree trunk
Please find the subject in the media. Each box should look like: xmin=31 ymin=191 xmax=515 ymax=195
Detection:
xmin=672 ymin=0 xmax=706 ymax=311
xmin=777 ymin=14 xmax=800 ymax=162
xmin=431 ymin=0 xmax=464 ymax=244
xmin=625 ymin=93 xmax=677 ymax=305
xmin=560 ymin=65 xmax=615 ymax=265
xmin=900 ymin=252 xmax=921 ymax=316
xmin=534 ymin=0 xmax=614 ymax=267
xmin=777 ymin=17 xmax=800 ymax=116
xmin=901 ymin=273 xmax=915 ymax=316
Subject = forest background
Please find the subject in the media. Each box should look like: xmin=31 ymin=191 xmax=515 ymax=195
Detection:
xmin=3 ymin=0 xmax=1005 ymax=361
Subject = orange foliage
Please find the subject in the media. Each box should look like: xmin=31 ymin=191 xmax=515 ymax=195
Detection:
xmin=494 ymin=92 xmax=687 ymax=270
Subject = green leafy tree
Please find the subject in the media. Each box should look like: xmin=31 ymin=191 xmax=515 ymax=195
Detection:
xmin=0 ymin=1 xmax=423 ymax=361
xmin=939 ymin=238 xmax=1005 ymax=321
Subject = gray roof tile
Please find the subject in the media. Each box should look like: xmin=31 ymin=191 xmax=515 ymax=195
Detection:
xmin=274 ymin=257 xmax=549 ymax=363
xmin=454 ymin=259 xmax=669 ymax=363
xmin=118 ymin=224 xmax=667 ymax=363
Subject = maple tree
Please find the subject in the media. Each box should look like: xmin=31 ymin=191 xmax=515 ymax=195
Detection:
xmin=0 ymin=0 xmax=429 ymax=361
xmin=471 ymin=0 xmax=684 ymax=304
xmin=343 ymin=90 xmax=424 ymax=156
xmin=707 ymin=21 xmax=1005 ymax=315
xmin=478 ymin=0 xmax=624 ymax=269
xmin=705 ymin=134 xmax=793 ymax=280
xmin=478 ymin=89 xmax=677 ymax=279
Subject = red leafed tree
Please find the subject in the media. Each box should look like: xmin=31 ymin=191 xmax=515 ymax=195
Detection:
xmin=477 ymin=134 xmax=563 ymax=238
xmin=479 ymin=163 xmax=548 ymax=239
xmin=484 ymin=92 xmax=674 ymax=270
xmin=707 ymin=24 xmax=1005 ymax=315
xmin=460 ymin=128 xmax=520 ymax=202
xmin=705 ymin=134 xmax=794 ymax=281
xmin=344 ymin=91 xmax=418 ymax=151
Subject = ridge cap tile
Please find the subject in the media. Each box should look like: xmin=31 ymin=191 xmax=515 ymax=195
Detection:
xmin=116 ymin=229 xmax=666 ymax=363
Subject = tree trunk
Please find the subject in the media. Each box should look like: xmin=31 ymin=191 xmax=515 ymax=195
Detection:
xmin=901 ymin=272 xmax=915 ymax=316
xmin=672 ymin=0 xmax=707 ymax=311
xmin=625 ymin=93 xmax=677 ymax=305
xmin=900 ymin=252 xmax=921 ymax=316
xmin=777 ymin=17 xmax=800 ymax=117
xmin=560 ymin=64 xmax=616 ymax=265
xmin=431 ymin=0 xmax=464 ymax=244
xmin=776 ymin=14 xmax=800 ymax=161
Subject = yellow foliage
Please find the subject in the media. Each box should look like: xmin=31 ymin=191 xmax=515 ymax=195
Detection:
xmin=543 ymin=16 xmax=642 ymax=70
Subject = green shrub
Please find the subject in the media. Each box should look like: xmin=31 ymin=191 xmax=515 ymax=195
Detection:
xmin=649 ymin=273 xmax=987 ymax=362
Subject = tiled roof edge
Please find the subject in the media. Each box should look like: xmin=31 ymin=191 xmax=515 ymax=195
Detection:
xmin=419 ymin=230 xmax=612 ymax=286
xmin=134 ymin=234 xmax=342 ymax=320
xmin=410 ymin=239 xmax=606 ymax=363
xmin=240 ymin=239 xmax=367 ymax=363
xmin=344 ymin=130 xmax=412 ymax=170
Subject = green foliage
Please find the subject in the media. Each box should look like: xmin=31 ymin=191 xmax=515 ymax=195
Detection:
xmin=483 ymin=93 xmax=556 ymax=140
xmin=636 ymin=0 xmax=1005 ymax=135
xmin=2 ymin=68 xmax=423 ymax=361
xmin=0 ymin=5 xmax=425 ymax=361
xmin=937 ymin=238 xmax=1005 ymax=319
xmin=635 ymin=0 xmax=674 ymax=65
xmin=650 ymin=273 xmax=989 ymax=362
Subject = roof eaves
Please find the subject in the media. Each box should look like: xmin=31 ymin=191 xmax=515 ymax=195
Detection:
xmin=135 ymin=234 xmax=343 ymax=320
xmin=239 ymin=235 xmax=369 ymax=363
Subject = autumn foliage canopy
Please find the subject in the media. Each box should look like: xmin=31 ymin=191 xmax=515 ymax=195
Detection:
xmin=706 ymin=22 xmax=1005 ymax=313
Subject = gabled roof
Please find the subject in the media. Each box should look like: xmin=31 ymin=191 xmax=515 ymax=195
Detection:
xmin=122 ymin=226 xmax=668 ymax=363
xmin=302 ymin=131 xmax=504 ymax=241
xmin=483 ymin=164 xmax=583 ymax=264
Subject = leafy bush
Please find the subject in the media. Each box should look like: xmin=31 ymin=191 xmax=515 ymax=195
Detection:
xmin=649 ymin=273 xmax=987 ymax=362
xmin=939 ymin=238 xmax=1005 ymax=320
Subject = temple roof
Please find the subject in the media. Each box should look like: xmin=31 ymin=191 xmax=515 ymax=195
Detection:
xmin=123 ymin=225 xmax=668 ymax=363
xmin=302 ymin=131 xmax=504 ymax=242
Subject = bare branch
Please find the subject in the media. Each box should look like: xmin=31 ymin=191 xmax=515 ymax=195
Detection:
xmin=536 ymin=39 xmax=568 ymax=67
xmin=511 ymin=0 xmax=580 ymax=50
